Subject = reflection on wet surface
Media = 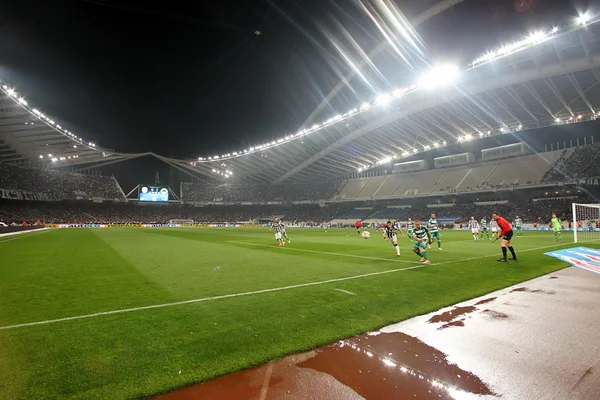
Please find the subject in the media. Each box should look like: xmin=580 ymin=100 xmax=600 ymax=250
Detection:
xmin=152 ymin=331 xmax=495 ymax=400
xmin=298 ymin=332 xmax=494 ymax=399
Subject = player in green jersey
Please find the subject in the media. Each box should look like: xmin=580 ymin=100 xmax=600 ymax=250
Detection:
xmin=412 ymin=220 xmax=432 ymax=264
xmin=406 ymin=218 xmax=415 ymax=242
xmin=551 ymin=213 xmax=563 ymax=241
xmin=514 ymin=216 xmax=523 ymax=238
xmin=480 ymin=217 xmax=490 ymax=240
xmin=427 ymin=213 xmax=442 ymax=250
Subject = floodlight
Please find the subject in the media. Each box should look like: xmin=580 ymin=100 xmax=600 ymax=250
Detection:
xmin=376 ymin=93 xmax=392 ymax=105
xmin=578 ymin=13 xmax=589 ymax=25
xmin=417 ymin=64 xmax=459 ymax=90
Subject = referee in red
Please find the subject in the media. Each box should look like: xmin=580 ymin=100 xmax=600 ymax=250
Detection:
xmin=492 ymin=212 xmax=517 ymax=262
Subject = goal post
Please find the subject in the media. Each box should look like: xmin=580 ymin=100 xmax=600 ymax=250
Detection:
xmin=169 ymin=219 xmax=194 ymax=226
xmin=572 ymin=203 xmax=600 ymax=243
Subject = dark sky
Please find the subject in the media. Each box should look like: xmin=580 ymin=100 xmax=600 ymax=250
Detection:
xmin=0 ymin=0 xmax=591 ymax=187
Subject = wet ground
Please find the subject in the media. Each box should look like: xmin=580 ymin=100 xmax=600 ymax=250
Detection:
xmin=152 ymin=267 xmax=600 ymax=400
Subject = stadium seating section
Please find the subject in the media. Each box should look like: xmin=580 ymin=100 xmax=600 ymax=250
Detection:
xmin=2 ymin=145 xmax=599 ymax=226
xmin=0 ymin=163 xmax=124 ymax=201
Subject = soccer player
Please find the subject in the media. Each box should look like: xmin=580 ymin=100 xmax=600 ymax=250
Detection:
xmin=269 ymin=217 xmax=285 ymax=247
xmin=490 ymin=219 xmax=499 ymax=237
xmin=280 ymin=220 xmax=291 ymax=243
xmin=427 ymin=214 xmax=442 ymax=250
xmin=412 ymin=220 xmax=432 ymax=264
xmin=492 ymin=212 xmax=517 ymax=262
xmin=383 ymin=220 xmax=404 ymax=256
xmin=468 ymin=216 xmax=480 ymax=240
xmin=514 ymin=216 xmax=523 ymax=238
xmin=355 ymin=219 xmax=362 ymax=235
xmin=551 ymin=213 xmax=563 ymax=241
xmin=406 ymin=217 xmax=415 ymax=242
xmin=480 ymin=216 xmax=490 ymax=240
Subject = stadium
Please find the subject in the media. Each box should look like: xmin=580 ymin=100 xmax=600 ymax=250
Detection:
xmin=2 ymin=1 xmax=600 ymax=399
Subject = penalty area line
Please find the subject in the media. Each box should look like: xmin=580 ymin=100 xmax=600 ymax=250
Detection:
xmin=0 ymin=240 xmax=580 ymax=332
xmin=228 ymin=240 xmax=421 ymax=264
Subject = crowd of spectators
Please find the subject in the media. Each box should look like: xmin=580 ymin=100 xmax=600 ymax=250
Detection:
xmin=543 ymin=144 xmax=600 ymax=182
xmin=181 ymin=181 xmax=343 ymax=203
xmin=0 ymin=163 xmax=123 ymax=201
xmin=0 ymin=201 xmax=343 ymax=226
xmin=2 ymin=196 xmax=594 ymax=226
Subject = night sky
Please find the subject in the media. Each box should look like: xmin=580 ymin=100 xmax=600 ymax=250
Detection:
xmin=0 ymin=0 xmax=591 ymax=187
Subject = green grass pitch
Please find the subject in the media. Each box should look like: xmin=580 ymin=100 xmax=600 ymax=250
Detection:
xmin=0 ymin=227 xmax=594 ymax=399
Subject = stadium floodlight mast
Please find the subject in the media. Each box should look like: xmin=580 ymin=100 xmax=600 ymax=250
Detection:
xmin=189 ymin=14 xmax=599 ymax=168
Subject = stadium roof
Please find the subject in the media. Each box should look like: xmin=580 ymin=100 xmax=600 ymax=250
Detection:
xmin=2 ymin=3 xmax=600 ymax=184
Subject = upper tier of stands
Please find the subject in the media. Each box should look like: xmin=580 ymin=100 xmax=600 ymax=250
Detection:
xmin=181 ymin=181 xmax=343 ymax=203
xmin=0 ymin=164 xmax=124 ymax=201
xmin=335 ymin=149 xmax=565 ymax=201
xmin=543 ymin=143 xmax=600 ymax=182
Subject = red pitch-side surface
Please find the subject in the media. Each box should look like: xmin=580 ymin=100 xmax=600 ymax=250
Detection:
xmin=152 ymin=267 xmax=600 ymax=400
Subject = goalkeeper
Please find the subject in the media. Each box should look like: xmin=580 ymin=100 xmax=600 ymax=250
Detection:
xmin=551 ymin=213 xmax=563 ymax=241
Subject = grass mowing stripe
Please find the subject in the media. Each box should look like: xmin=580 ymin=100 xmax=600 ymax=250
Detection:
xmin=227 ymin=240 xmax=422 ymax=263
xmin=0 ymin=240 xmax=573 ymax=332
xmin=0 ymin=264 xmax=427 ymax=331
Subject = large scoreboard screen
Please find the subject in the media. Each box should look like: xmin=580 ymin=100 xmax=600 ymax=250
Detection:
xmin=139 ymin=186 xmax=169 ymax=202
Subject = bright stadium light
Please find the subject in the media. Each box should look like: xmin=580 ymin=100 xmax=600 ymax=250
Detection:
xmin=417 ymin=64 xmax=459 ymax=90
xmin=39 ymin=155 xmax=43 ymax=159
xmin=18 ymin=97 xmax=27 ymax=105
xmin=376 ymin=93 xmax=392 ymax=105
xmin=555 ymin=117 xmax=561 ymax=122
xmin=7 ymin=88 xmax=15 ymax=96
xmin=578 ymin=13 xmax=589 ymax=25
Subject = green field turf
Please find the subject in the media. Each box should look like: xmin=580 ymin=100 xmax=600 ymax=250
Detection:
xmin=0 ymin=227 xmax=595 ymax=399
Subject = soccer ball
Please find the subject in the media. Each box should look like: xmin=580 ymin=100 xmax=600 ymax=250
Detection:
xmin=361 ymin=231 xmax=371 ymax=239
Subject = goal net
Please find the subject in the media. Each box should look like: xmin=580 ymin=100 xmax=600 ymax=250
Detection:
xmin=169 ymin=219 xmax=194 ymax=226
xmin=572 ymin=203 xmax=600 ymax=243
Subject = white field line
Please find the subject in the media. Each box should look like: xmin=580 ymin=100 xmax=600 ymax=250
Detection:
xmin=0 ymin=228 xmax=51 ymax=244
xmin=0 ymin=241 xmax=578 ymax=331
xmin=334 ymin=289 xmax=357 ymax=295
xmin=228 ymin=240 xmax=422 ymax=264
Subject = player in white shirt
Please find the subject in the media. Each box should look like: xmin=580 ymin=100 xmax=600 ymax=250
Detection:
xmin=468 ymin=216 xmax=480 ymax=240
xmin=490 ymin=220 xmax=499 ymax=237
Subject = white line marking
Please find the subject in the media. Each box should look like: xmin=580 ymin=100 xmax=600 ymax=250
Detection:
xmin=334 ymin=288 xmax=356 ymax=295
xmin=0 ymin=241 xmax=582 ymax=331
xmin=0 ymin=264 xmax=426 ymax=331
xmin=0 ymin=229 xmax=51 ymax=244
xmin=228 ymin=240 xmax=420 ymax=264
xmin=258 ymin=362 xmax=274 ymax=400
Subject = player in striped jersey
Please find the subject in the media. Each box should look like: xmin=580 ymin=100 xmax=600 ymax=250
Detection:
xmin=406 ymin=218 xmax=415 ymax=242
xmin=479 ymin=217 xmax=490 ymax=240
xmin=383 ymin=220 xmax=404 ymax=256
xmin=412 ymin=221 xmax=432 ymax=264
xmin=427 ymin=214 xmax=442 ymax=250
xmin=490 ymin=219 xmax=499 ymax=237
xmin=514 ymin=216 xmax=523 ymax=238
xmin=468 ymin=216 xmax=480 ymax=240
xmin=269 ymin=217 xmax=286 ymax=247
